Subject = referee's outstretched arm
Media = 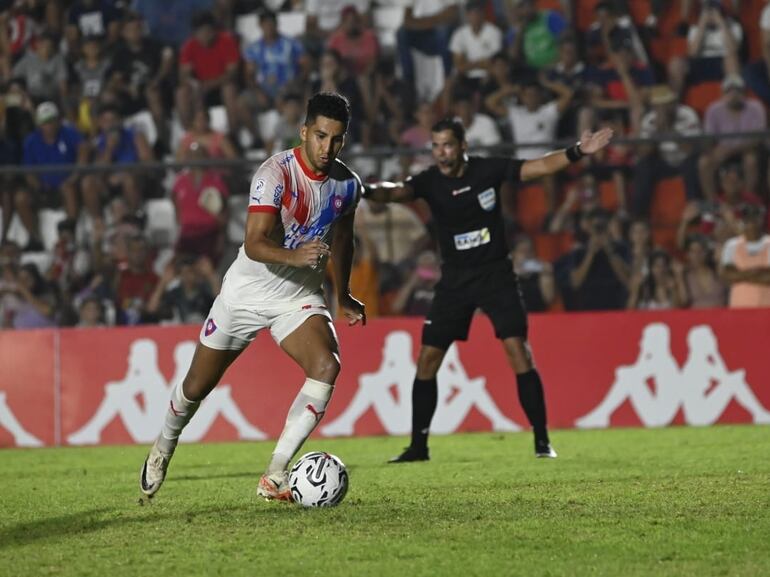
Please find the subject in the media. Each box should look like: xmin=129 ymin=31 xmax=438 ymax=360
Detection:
xmin=361 ymin=179 xmax=416 ymax=204
xmin=520 ymin=127 xmax=614 ymax=181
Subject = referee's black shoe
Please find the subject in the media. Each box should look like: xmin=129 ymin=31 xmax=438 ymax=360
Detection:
xmin=535 ymin=439 xmax=558 ymax=459
xmin=388 ymin=445 xmax=430 ymax=463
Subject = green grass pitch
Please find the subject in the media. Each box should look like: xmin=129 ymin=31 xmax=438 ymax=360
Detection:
xmin=1 ymin=426 xmax=768 ymax=577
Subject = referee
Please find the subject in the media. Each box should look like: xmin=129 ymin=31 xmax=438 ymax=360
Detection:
xmin=363 ymin=118 xmax=613 ymax=461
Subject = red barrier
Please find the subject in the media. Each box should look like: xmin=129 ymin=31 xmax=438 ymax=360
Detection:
xmin=2 ymin=309 xmax=769 ymax=447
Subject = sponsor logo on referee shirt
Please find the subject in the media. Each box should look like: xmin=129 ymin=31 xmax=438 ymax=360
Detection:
xmin=453 ymin=227 xmax=491 ymax=250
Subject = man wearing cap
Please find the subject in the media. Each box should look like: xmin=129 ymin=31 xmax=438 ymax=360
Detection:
xmin=633 ymin=84 xmax=702 ymax=216
xmin=720 ymin=204 xmax=770 ymax=308
xmin=699 ymin=74 xmax=767 ymax=200
xmin=17 ymin=102 xmax=88 ymax=251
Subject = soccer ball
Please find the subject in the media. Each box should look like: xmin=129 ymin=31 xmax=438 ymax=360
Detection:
xmin=288 ymin=452 xmax=348 ymax=507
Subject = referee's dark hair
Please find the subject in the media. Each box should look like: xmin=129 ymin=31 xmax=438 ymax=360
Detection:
xmin=431 ymin=117 xmax=466 ymax=143
xmin=305 ymin=91 xmax=351 ymax=131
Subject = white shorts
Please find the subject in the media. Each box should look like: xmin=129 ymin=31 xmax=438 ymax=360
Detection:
xmin=199 ymin=293 xmax=333 ymax=351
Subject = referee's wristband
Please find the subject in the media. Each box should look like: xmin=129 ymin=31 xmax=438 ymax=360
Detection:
xmin=565 ymin=142 xmax=584 ymax=163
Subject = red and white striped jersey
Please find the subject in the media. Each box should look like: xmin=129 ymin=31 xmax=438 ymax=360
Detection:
xmin=220 ymin=147 xmax=361 ymax=306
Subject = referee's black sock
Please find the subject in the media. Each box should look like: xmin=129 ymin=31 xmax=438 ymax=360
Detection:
xmin=410 ymin=377 xmax=438 ymax=450
xmin=516 ymin=369 xmax=549 ymax=444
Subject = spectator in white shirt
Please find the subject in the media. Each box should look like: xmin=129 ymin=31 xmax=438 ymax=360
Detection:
xmin=668 ymin=1 xmax=742 ymax=97
xmin=397 ymin=0 xmax=460 ymax=88
xmin=449 ymin=0 xmax=503 ymax=86
xmin=451 ymin=89 xmax=501 ymax=150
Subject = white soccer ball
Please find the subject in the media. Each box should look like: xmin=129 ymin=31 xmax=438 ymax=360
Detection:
xmin=288 ymin=451 xmax=349 ymax=507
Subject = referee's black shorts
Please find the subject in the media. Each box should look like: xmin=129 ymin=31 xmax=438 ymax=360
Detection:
xmin=421 ymin=258 xmax=528 ymax=350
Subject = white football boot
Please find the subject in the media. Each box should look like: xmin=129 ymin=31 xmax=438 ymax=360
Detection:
xmin=139 ymin=440 xmax=173 ymax=498
xmin=257 ymin=470 xmax=293 ymax=502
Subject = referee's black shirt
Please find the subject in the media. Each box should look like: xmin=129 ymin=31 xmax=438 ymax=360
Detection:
xmin=407 ymin=156 xmax=524 ymax=269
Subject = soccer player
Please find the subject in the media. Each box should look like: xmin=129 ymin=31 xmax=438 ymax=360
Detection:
xmin=139 ymin=92 xmax=366 ymax=501
xmin=363 ymin=117 xmax=613 ymax=462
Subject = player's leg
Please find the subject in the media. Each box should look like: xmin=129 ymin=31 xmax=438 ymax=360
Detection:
xmin=250 ymin=310 xmax=340 ymax=501
xmin=140 ymin=296 xmax=251 ymax=498
xmin=479 ymin=262 xmax=556 ymax=458
xmin=257 ymin=313 xmax=339 ymax=500
xmin=389 ymin=278 xmax=474 ymax=463
xmin=140 ymin=343 xmax=243 ymax=498
xmin=387 ymin=344 xmax=448 ymax=463
xmin=500 ymin=337 xmax=555 ymax=458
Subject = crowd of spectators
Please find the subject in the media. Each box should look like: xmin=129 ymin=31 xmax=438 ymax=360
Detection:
xmin=1 ymin=0 xmax=769 ymax=331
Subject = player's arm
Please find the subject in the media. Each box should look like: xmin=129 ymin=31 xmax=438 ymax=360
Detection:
xmin=361 ymin=180 xmax=416 ymax=203
xmin=331 ymin=210 xmax=366 ymax=326
xmin=244 ymin=210 xmax=329 ymax=267
xmin=520 ymin=128 xmax=613 ymax=181
xmin=721 ymin=265 xmax=770 ymax=285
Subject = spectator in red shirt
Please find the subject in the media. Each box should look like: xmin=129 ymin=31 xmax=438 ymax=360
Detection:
xmin=176 ymin=11 xmax=240 ymax=132
xmin=327 ymin=5 xmax=380 ymax=77
xmin=172 ymin=141 xmax=229 ymax=265
xmin=114 ymin=234 xmax=158 ymax=325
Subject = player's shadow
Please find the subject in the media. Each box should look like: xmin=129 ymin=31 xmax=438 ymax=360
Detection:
xmin=0 ymin=503 xmax=278 ymax=549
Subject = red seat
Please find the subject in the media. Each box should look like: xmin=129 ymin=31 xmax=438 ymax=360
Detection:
xmin=684 ymin=82 xmax=721 ymax=117
xmin=516 ymin=184 xmax=549 ymax=233
xmin=652 ymin=226 xmax=679 ymax=254
xmin=650 ymin=36 xmax=688 ymax=63
xmin=650 ymin=177 xmax=687 ymax=227
xmin=599 ymin=180 xmax=620 ymax=212
xmin=535 ymin=0 xmax=564 ymax=12
xmin=576 ymin=0 xmax=601 ymax=31
xmin=533 ymin=232 xmax=573 ymax=262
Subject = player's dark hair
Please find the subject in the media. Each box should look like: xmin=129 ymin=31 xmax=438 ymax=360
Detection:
xmin=431 ymin=117 xmax=465 ymax=143
xmin=305 ymin=92 xmax=350 ymax=130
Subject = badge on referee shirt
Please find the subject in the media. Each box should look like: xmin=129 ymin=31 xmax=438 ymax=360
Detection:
xmin=477 ymin=188 xmax=496 ymax=211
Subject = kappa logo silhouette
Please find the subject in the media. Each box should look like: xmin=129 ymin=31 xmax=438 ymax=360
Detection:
xmin=0 ymin=391 xmax=43 ymax=447
xmin=67 ymin=339 xmax=266 ymax=445
xmin=322 ymin=331 xmax=520 ymax=436
xmin=576 ymin=323 xmax=770 ymax=429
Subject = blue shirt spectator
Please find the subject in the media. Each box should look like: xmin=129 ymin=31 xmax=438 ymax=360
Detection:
xmin=95 ymin=127 xmax=140 ymax=164
xmin=132 ymin=0 xmax=214 ymax=47
xmin=23 ymin=116 xmax=82 ymax=189
xmin=243 ymin=32 xmax=303 ymax=99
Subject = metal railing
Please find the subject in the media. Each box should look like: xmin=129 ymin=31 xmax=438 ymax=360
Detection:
xmin=1 ymin=130 xmax=768 ymax=178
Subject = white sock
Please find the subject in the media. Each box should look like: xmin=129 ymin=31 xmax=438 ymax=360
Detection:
xmin=268 ymin=378 xmax=334 ymax=474
xmin=157 ymin=381 xmax=200 ymax=455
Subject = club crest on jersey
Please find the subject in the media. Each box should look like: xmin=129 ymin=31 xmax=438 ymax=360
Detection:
xmin=454 ymin=227 xmax=491 ymax=250
xmin=477 ymin=188 xmax=496 ymax=211
xmin=333 ymin=195 xmax=344 ymax=213
xmin=204 ymin=318 xmax=217 ymax=336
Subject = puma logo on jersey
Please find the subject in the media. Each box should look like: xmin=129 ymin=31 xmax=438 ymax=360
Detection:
xmin=452 ymin=186 xmax=471 ymax=196
xmin=454 ymin=227 xmax=491 ymax=250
